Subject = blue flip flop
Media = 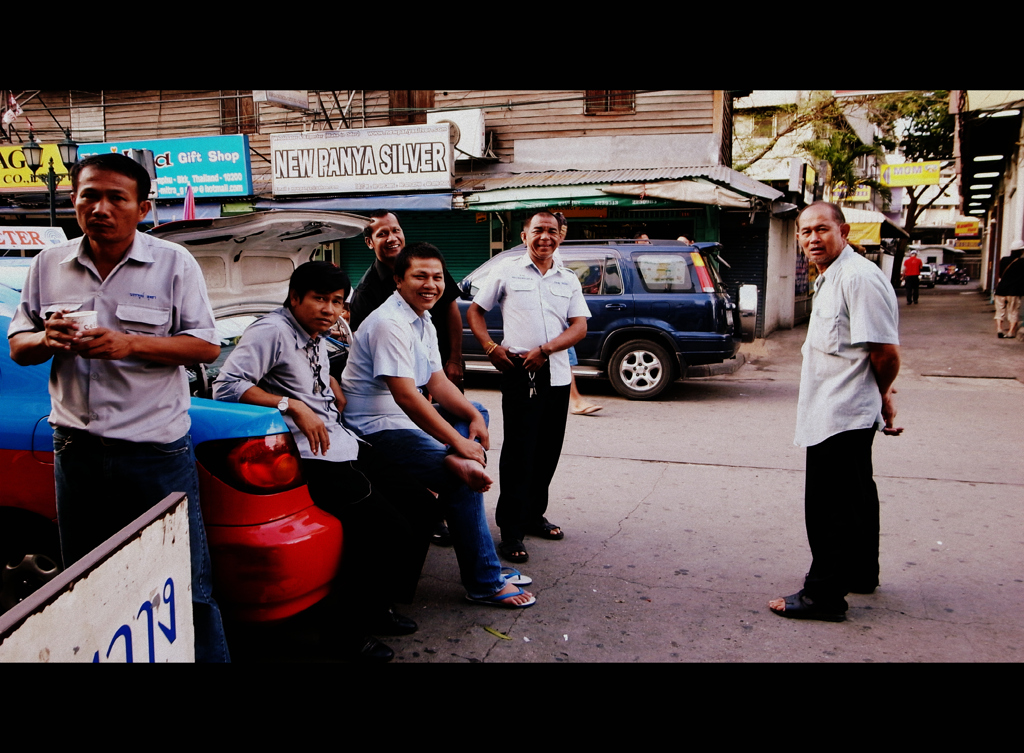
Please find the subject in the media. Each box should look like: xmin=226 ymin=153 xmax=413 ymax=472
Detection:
xmin=501 ymin=567 xmax=533 ymax=587
xmin=466 ymin=586 xmax=536 ymax=608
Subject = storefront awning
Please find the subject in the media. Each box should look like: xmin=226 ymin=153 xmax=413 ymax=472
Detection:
xmin=460 ymin=166 xmax=782 ymax=211
xmin=842 ymin=207 xmax=909 ymax=245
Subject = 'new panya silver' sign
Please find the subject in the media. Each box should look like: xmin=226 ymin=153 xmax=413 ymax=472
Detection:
xmin=271 ymin=124 xmax=453 ymax=196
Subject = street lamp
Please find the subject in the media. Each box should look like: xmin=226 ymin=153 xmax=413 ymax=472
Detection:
xmin=22 ymin=130 xmax=79 ymax=227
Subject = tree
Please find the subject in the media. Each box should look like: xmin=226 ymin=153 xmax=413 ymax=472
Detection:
xmin=799 ymin=129 xmax=892 ymax=208
xmin=867 ymin=90 xmax=955 ymax=238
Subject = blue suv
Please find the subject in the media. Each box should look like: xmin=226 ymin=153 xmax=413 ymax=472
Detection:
xmin=458 ymin=239 xmax=756 ymax=400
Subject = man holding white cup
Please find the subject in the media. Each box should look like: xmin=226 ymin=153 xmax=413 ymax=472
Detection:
xmin=7 ymin=153 xmax=229 ymax=661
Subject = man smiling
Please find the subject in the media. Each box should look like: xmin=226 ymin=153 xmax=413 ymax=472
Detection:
xmin=467 ymin=210 xmax=589 ymax=564
xmin=214 ymin=262 xmax=433 ymax=662
xmin=343 ymin=243 xmax=535 ymax=608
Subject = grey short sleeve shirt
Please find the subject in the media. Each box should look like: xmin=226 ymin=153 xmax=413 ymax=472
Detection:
xmin=7 ymin=232 xmax=218 ymax=444
xmin=212 ymin=307 xmax=360 ymax=463
xmin=794 ymin=246 xmax=900 ymax=448
xmin=341 ymin=290 xmax=443 ymax=436
xmin=471 ymin=253 xmax=590 ymax=386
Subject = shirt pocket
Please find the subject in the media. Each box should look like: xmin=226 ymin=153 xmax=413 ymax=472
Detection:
xmin=116 ymin=304 xmax=171 ymax=336
xmin=807 ymin=303 xmax=840 ymax=355
xmin=508 ymin=277 xmax=539 ymax=310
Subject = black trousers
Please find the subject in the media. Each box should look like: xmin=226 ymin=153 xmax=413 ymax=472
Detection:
xmin=905 ymin=275 xmax=920 ymax=303
xmin=302 ymin=443 xmax=433 ymax=628
xmin=802 ymin=428 xmax=880 ymax=606
xmin=495 ymin=360 xmax=571 ymax=542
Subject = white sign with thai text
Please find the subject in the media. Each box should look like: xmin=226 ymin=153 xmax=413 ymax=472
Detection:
xmin=0 ymin=495 xmax=193 ymax=663
xmin=271 ymin=124 xmax=453 ymax=196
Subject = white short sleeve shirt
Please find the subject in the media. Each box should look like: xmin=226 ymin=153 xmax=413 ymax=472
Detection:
xmin=795 ymin=246 xmax=900 ymax=448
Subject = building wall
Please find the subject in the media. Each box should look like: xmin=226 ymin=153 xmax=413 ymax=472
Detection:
xmin=434 ymin=90 xmax=722 ymax=171
xmin=763 ymin=216 xmax=797 ymax=332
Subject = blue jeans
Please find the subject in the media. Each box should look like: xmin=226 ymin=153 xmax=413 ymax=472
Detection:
xmin=363 ymin=403 xmax=505 ymax=600
xmin=53 ymin=428 xmax=230 ymax=663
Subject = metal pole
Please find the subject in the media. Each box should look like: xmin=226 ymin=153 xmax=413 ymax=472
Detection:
xmin=47 ymin=159 xmax=57 ymax=228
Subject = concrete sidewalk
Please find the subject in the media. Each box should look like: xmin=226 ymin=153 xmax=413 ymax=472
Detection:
xmin=232 ymin=282 xmax=1023 ymax=663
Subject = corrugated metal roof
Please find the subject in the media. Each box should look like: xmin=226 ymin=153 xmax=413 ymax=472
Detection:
xmin=458 ymin=166 xmax=782 ymax=201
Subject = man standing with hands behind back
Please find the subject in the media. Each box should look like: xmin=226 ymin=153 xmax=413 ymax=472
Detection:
xmin=769 ymin=202 xmax=902 ymax=623
xmin=8 ymin=153 xmax=229 ymax=661
xmin=467 ymin=210 xmax=589 ymax=565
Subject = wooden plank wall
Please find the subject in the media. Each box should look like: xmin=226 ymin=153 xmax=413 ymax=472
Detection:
xmin=434 ymin=90 xmax=717 ymax=164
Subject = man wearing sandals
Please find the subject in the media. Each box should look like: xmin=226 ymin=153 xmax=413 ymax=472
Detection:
xmin=214 ymin=262 xmax=437 ymax=662
xmin=467 ymin=210 xmax=589 ymax=564
xmin=769 ymin=202 xmax=902 ymax=622
xmin=342 ymin=243 xmax=535 ymax=608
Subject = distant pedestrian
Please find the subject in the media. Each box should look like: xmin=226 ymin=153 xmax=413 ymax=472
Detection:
xmin=902 ymin=250 xmax=923 ymax=304
xmin=994 ymin=242 xmax=1024 ymax=339
xmin=769 ymin=202 xmax=902 ymax=622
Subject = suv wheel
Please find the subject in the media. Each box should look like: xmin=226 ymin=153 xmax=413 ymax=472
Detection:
xmin=608 ymin=339 xmax=673 ymax=400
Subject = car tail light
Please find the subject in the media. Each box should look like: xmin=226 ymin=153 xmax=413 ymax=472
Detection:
xmin=194 ymin=433 xmax=305 ymax=495
xmin=690 ymin=252 xmax=716 ymax=293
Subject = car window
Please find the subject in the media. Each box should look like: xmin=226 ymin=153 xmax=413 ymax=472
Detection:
xmin=562 ymin=257 xmax=624 ymax=296
xmin=633 ymin=253 xmax=694 ymax=293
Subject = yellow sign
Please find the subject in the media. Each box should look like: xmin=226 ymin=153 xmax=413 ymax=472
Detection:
xmin=955 ymin=219 xmax=980 ymax=236
xmin=847 ymin=222 xmax=881 ymax=245
xmin=0 ymin=143 xmax=74 ymax=193
xmin=954 ymin=238 xmax=981 ymax=250
xmin=831 ymin=183 xmax=872 ymax=203
xmin=880 ymin=161 xmax=941 ymax=187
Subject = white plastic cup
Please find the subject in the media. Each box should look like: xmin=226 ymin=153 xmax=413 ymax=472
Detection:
xmin=64 ymin=310 xmax=98 ymax=340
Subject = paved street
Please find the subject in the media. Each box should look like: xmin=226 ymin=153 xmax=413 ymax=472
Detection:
xmin=232 ymin=281 xmax=1024 ymax=663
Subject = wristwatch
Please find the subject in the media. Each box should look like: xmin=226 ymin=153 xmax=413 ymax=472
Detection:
xmin=277 ymin=396 xmax=289 ymax=414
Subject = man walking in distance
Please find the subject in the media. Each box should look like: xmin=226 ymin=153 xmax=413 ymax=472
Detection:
xmin=902 ymin=249 xmax=922 ymax=304
xmin=467 ymin=210 xmax=590 ymax=564
xmin=769 ymin=202 xmax=902 ymax=622
xmin=8 ymin=153 xmax=229 ymax=660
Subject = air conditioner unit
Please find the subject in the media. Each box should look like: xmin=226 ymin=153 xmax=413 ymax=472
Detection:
xmin=427 ymin=108 xmax=486 ymax=160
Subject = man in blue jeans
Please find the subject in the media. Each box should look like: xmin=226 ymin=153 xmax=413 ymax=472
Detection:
xmin=8 ymin=153 xmax=229 ymax=661
xmin=342 ymin=242 xmax=535 ymax=608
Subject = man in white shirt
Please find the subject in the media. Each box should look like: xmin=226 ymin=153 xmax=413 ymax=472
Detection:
xmin=214 ymin=262 xmax=434 ymax=662
xmin=467 ymin=210 xmax=590 ymax=564
xmin=343 ymin=243 xmax=535 ymax=608
xmin=8 ymin=152 xmax=228 ymax=661
xmin=769 ymin=202 xmax=902 ymax=622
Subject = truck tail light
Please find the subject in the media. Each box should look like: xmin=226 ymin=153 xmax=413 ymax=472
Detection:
xmin=690 ymin=252 xmax=716 ymax=293
xmin=195 ymin=433 xmax=305 ymax=495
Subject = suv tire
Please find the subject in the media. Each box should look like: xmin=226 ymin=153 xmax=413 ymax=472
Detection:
xmin=608 ymin=339 xmax=674 ymax=400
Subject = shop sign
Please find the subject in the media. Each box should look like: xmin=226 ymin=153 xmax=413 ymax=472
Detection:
xmin=880 ymin=161 xmax=941 ymax=187
xmin=0 ymin=143 xmax=75 ymax=193
xmin=78 ymin=135 xmax=252 ymax=199
xmin=830 ymin=183 xmax=872 ymax=202
xmin=955 ymin=219 xmax=980 ymax=236
xmin=954 ymin=238 xmax=981 ymax=250
xmin=0 ymin=226 xmax=68 ymax=252
xmin=271 ymin=124 xmax=453 ymax=196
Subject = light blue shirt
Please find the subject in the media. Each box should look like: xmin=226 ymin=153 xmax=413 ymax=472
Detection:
xmin=341 ymin=291 xmax=442 ymax=436
xmin=795 ymin=246 xmax=900 ymax=448
xmin=212 ymin=307 xmax=361 ymax=463
xmin=471 ymin=252 xmax=590 ymax=386
xmin=8 ymin=231 xmax=218 ymax=444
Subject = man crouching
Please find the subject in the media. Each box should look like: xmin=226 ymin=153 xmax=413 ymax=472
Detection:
xmin=213 ymin=262 xmax=432 ymax=662
xmin=342 ymin=243 xmax=535 ymax=608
